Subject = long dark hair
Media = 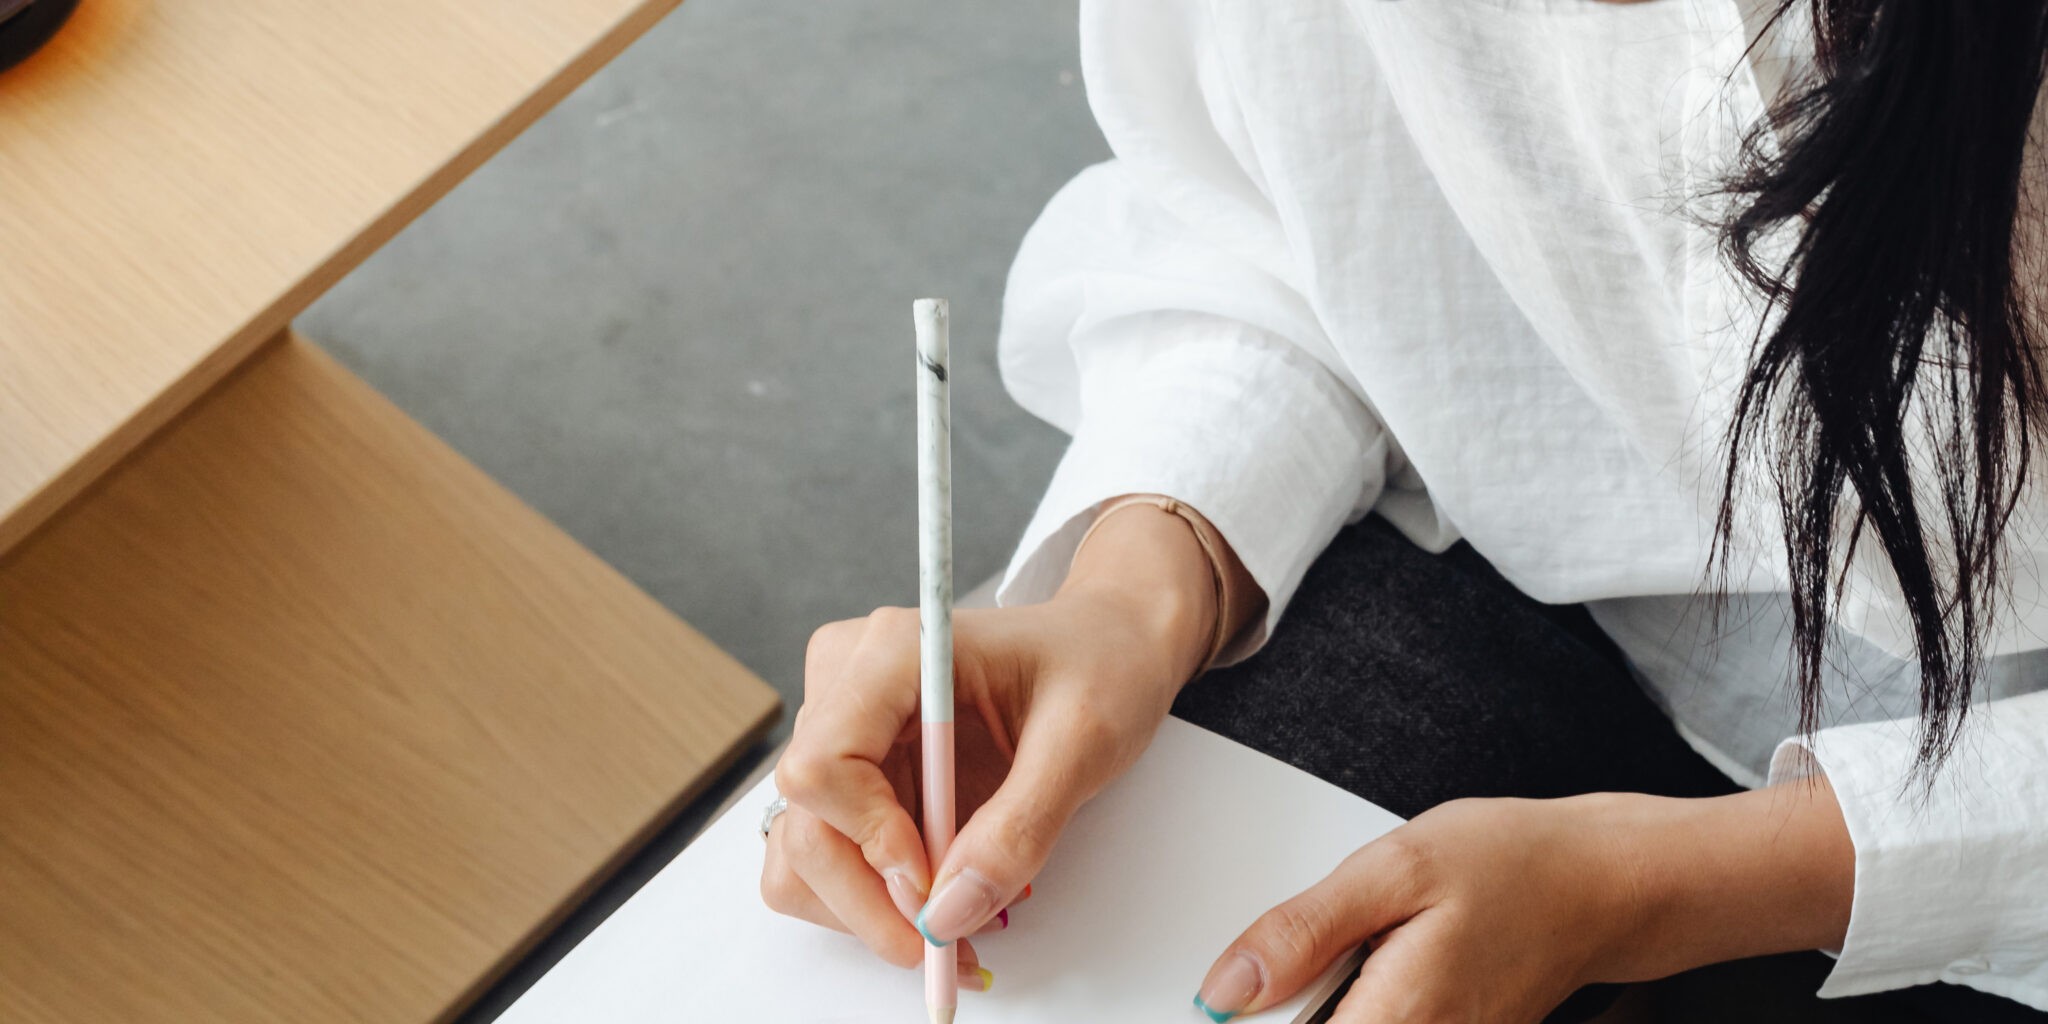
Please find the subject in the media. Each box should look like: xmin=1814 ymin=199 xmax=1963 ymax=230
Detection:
xmin=1716 ymin=0 xmax=2048 ymax=769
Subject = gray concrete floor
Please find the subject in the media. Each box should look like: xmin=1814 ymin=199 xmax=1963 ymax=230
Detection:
xmin=303 ymin=0 xmax=1104 ymax=752
xmin=300 ymin=1 xmax=1102 ymax=1015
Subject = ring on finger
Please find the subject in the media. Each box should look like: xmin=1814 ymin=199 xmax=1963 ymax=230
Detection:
xmin=760 ymin=794 xmax=789 ymax=841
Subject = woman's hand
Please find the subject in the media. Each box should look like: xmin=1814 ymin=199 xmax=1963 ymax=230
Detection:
xmin=762 ymin=499 xmax=1261 ymax=982
xmin=1195 ymin=781 xmax=1855 ymax=1023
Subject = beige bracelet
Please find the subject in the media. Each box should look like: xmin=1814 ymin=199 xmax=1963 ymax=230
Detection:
xmin=1070 ymin=494 xmax=1234 ymax=674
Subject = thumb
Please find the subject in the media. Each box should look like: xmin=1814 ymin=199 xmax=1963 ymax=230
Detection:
xmin=914 ymin=697 xmax=1122 ymax=945
xmin=1194 ymin=842 xmax=1421 ymax=1022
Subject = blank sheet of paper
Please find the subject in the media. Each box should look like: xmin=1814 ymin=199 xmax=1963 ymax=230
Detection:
xmin=502 ymin=717 xmax=1404 ymax=1023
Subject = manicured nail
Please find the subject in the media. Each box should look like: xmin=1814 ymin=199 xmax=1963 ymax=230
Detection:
xmin=957 ymin=965 xmax=995 ymax=992
xmin=972 ymin=907 xmax=1009 ymax=935
xmin=1193 ymin=951 xmax=1263 ymax=1022
xmin=915 ymin=868 xmax=1000 ymax=945
xmin=884 ymin=868 xmax=927 ymax=922
xmin=1019 ymin=883 xmax=1032 ymax=902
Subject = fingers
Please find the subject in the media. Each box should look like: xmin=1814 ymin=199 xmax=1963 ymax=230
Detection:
xmin=778 ymin=609 xmax=932 ymax=898
xmin=1194 ymin=838 xmax=1431 ymax=1021
xmin=964 ymin=883 xmax=1032 ymax=936
xmin=760 ymin=813 xmax=842 ymax=931
xmin=778 ymin=805 xmax=927 ymax=967
xmin=917 ymin=696 xmax=1126 ymax=945
xmin=783 ymin=606 xmax=1095 ymax=974
xmin=1321 ymin=921 xmax=1451 ymax=1023
xmin=761 ymin=807 xmax=996 ymax=980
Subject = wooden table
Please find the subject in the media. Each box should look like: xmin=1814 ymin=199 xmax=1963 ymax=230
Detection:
xmin=0 ymin=3 xmax=781 ymax=1022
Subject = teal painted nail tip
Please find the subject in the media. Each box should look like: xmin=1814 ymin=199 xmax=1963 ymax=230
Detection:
xmin=913 ymin=904 xmax=953 ymax=948
xmin=1193 ymin=994 xmax=1236 ymax=1023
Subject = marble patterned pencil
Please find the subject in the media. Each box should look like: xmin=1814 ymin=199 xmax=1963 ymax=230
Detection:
xmin=913 ymin=298 xmax=958 ymax=1024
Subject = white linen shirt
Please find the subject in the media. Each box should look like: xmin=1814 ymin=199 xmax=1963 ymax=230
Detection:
xmin=993 ymin=0 xmax=2048 ymax=1009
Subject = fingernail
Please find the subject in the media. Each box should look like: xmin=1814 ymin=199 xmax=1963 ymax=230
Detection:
xmin=915 ymin=868 xmax=1000 ymax=945
xmin=957 ymin=965 xmax=995 ymax=992
xmin=1193 ymin=951 xmax=1264 ymax=1022
xmin=1020 ymin=883 xmax=1032 ymax=901
xmin=884 ymin=868 xmax=927 ymax=922
xmin=973 ymin=907 xmax=1009 ymax=935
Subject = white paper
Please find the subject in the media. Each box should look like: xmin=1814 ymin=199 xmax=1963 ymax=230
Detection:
xmin=502 ymin=717 xmax=1403 ymax=1023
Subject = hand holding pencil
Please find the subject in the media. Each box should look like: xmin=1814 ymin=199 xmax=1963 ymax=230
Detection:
xmin=762 ymin=301 xmax=1248 ymax=1017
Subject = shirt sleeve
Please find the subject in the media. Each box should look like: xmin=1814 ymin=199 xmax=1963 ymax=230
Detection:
xmin=1767 ymin=689 xmax=2048 ymax=1011
xmin=993 ymin=1 xmax=1387 ymax=658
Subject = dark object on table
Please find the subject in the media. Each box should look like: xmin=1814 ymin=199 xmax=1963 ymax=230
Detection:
xmin=0 ymin=0 xmax=79 ymax=74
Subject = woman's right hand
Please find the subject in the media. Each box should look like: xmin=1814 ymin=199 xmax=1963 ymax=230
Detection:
xmin=760 ymin=499 xmax=1258 ymax=978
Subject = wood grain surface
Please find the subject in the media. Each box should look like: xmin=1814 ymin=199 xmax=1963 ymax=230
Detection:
xmin=0 ymin=0 xmax=683 ymax=554
xmin=0 ymin=334 xmax=780 ymax=1023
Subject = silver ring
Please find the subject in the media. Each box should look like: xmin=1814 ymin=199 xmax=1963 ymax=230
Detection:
xmin=759 ymin=794 xmax=788 ymax=841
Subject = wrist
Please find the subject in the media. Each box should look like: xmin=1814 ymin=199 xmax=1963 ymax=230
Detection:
xmin=1590 ymin=781 xmax=1855 ymax=983
xmin=1054 ymin=502 xmax=1219 ymax=688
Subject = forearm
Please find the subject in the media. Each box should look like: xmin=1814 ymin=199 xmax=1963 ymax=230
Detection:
xmin=1597 ymin=776 xmax=1855 ymax=983
xmin=1054 ymin=494 xmax=1266 ymax=690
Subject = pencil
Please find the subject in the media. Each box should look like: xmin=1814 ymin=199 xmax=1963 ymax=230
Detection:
xmin=913 ymin=298 xmax=958 ymax=1024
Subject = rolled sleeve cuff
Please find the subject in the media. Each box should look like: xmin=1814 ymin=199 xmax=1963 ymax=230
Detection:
xmin=1766 ymin=695 xmax=2048 ymax=1010
xmin=996 ymin=312 xmax=1384 ymax=663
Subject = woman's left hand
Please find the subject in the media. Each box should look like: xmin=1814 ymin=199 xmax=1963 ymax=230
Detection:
xmin=1193 ymin=785 xmax=1855 ymax=1023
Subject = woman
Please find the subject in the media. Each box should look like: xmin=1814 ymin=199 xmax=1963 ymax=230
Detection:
xmin=761 ymin=1 xmax=2048 ymax=1020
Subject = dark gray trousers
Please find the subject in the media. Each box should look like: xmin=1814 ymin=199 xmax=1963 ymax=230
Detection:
xmin=1171 ymin=516 xmax=2044 ymax=1024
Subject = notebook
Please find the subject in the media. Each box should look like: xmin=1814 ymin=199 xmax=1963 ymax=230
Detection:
xmin=500 ymin=717 xmax=1405 ymax=1022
